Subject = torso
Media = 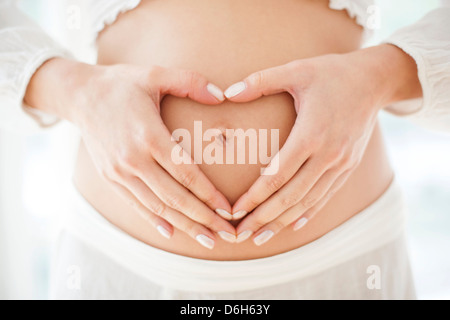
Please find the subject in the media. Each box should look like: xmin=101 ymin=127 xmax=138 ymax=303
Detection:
xmin=73 ymin=0 xmax=394 ymax=260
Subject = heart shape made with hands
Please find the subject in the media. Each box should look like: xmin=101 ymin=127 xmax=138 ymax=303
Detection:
xmin=159 ymin=50 xmax=384 ymax=245
xmin=162 ymin=76 xmax=297 ymax=224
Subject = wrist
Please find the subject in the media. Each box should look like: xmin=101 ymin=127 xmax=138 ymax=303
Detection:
xmin=374 ymin=44 xmax=423 ymax=105
xmin=24 ymin=58 xmax=99 ymax=123
xmin=346 ymin=44 xmax=422 ymax=109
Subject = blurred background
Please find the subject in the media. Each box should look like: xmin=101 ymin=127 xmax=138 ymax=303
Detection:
xmin=0 ymin=0 xmax=449 ymax=299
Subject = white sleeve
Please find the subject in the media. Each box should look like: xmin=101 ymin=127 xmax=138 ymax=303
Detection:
xmin=87 ymin=0 xmax=141 ymax=46
xmin=383 ymin=4 xmax=450 ymax=132
xmin=0 ymin=0 xmax=73 ymax=133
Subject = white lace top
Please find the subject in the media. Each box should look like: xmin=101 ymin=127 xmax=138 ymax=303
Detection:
xmin=0 ymin=0 xmax=449 ymax=132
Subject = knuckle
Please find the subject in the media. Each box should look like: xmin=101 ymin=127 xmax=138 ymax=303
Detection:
xmin=145 ymin=137 xmax=160 ymax=153
xmin=149 ymin=146 xmax=163 ymax=161
xmin=251 ymin=215 xmax=269 ymax=230
xmin=341 ymin=150 xmax=359 ymax=170
xmin=249 ymin=71 xmax=265 ymax=88
xmin=146 ymin=141 xmax=165 ymax=161
xmin=98 ymin=168 xmax=110 ymax=181
xmin=201 ymin=191 xmax=217 ymax=208
xmin=183 ymin=70 xmax=201 ymax=88
xmin=340 ymin=135 xmax=352 ymax=148
xmin=271 ymin=219 xmax=286 ymax=231
xmin=301 ymin=194 xmax=317 ymax=209
xmin=351 ymin=151 xmax=362 ymax=167
xmin=353 ymin=156 xmax=362 ymax=168
xmin=187 ymin=206 xmax=215 ymax=226
xmin=265 ymin=175 xmax=286 ymax=192
xmin=280 ymin=193 xmax=300 ymax=208
xmin=107 ymin=163 xmax=122 ymax=180
xmin=151 ymin=202 xmax=167 ymax=218
xmin=240 ymin=189 xmax=261 ymax=209
xmin=138 ymin=211 xmax=154 ymax=225
xmin=294 ymin=141 xmax=308 ymax=157
xmin=328 ymin=188 xmax=338 ymax=199
xmin=118 ymin=151 xmax=138 ymax=170
xmin=148 ymin=65 xmax=164 ymax=78
xmin=341 ymin=153 xmax=354 ymax=168
xmin=178 ymin=169 xmax=197 ymax=189
xmin=252 ymin=219 xmax=266 ymax=230
xmin=184 ymin=222 xmax=200 ymax=237
xmin=164 ymin=193 xmax=185 ymax=210
xmin=247 ymin=196 xmax=261 ymax=209
xmin=287 ymin=61 xmax=305 ymax=82
xmin=128 ymin=198 xmax=139 ymax=210
xmin=201 ymin=213 xmax=216 ymax=228
xmin=326 ymin=148 xmax=344 ymax=163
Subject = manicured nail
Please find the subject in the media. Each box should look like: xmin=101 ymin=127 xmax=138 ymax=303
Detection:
xmin=196 ymin=234 xmax=215 ymax=250
xmin=294 ymin=217 xmax=309 ymax=231
xmin=236 ymin=230 xmax=253 ymax=243
xmin=157 ymin=225 xmax=172 ymax=239
xmin=253 ymin=230 xmax=274 ymax=246
xmin=232 ymin=210 xmax=247 ymax=220
xmin=218 ymin=231 xmax=236 ymax=243
xmin=216 ymin=208 xmax=233 ymax=220
xmin=207 ymin=83 xmax=225 ymax=101
xmin=224 ymin=82 xmax=246 ymax=98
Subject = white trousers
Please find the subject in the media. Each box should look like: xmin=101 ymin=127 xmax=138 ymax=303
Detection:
xmin=49 ymin=177 xmax=416 ymax=300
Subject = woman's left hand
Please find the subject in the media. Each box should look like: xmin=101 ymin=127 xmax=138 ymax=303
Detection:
xmin=225 ymin=45 xmax=413 ymax=245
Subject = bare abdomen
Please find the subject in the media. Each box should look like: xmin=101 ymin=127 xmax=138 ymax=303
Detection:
xmin=73 ymin=0 xmax=394 ymax=260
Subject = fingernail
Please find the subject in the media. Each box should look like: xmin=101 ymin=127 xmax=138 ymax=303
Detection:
xmin=218 ymin=231 xmax=236 ymax=243
xmin=207 ymin=83 xmax=225 ymax=101
xmin=294 ymin=217 xmax=309 ymax=231
xmin=232 ymin=210 xmax=247 ymax=220
xmin=253 ymin=230 xmax=274 ymax=246
xmin=196 ymin=234 xmax=215 ymax=250
xmin=157 ymin=225 xmax=172 ymax=239
xmin=215 ymin=208 xmax=233 ymax=220
xmin=224 ymin=82 xmax=246 ymax=98
xmin=236 ymin=230 xmax=253 ymax=243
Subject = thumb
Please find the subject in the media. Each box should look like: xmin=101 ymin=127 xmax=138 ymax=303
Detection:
xmin=224 ymin=63 xmax=297 ymax=102
xmin=157 ymin=67 xmax=225 ymax=105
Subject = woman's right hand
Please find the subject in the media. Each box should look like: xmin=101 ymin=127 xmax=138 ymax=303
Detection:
xmin=25 ymin=58 xmax=236 ymax=249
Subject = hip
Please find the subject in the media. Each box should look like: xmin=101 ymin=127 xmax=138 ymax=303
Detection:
xmin=52 ymin=175 xmax=413 ymax=298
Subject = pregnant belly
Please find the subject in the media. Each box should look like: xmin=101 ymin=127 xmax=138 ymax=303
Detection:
xmin=73 ymin=0 xmax=394 ymax=260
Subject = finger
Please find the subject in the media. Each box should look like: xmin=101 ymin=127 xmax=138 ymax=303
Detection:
xmin=147 ymin=124 xmax=233 ymax=216
xmin=156 ymin=66 xmax=225 ymax=104
xmin=224 ymin=61 xmax=299 ymax=102
xmin=247 ymin=168 xmax=351 ymax=246
xmin=235 ymin=160 xmax=335 ymax=244
xmin=118 ymin=175 xmax=233 ymax=249
xmin=109 ymin=180 xmax=174 ymax=240
xmin=136 ymin=161 xmax=236 ymax=239
xmin=248 ymin=194 xmax=327 ymax=246
xmin=231 ymin=122 xmax=311 ymax=219
xmin=291 ymin=168 xmax=353 ymax=231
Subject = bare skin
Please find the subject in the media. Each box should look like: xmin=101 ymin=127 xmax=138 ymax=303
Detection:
xmin=25 ymin=0 xmax=421 ymax=260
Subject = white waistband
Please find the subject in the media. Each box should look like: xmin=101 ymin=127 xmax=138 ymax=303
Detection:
xmin=60 ymin=177 xmax=406 ymax=293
